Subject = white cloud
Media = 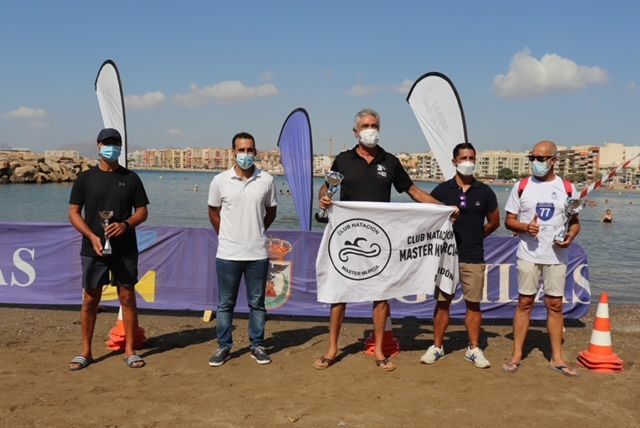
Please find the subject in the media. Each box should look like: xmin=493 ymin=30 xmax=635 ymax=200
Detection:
xmin=260 ymin=70 xmax=275 ymax=81
xmin=628 ymin=81 xmax=637 ymax=92
xmin=125 ymin=91 xmax=167 ymax=110
xmin=174 ymin=81 xmax=279 ymax=107
xmin=3 ymin=106 xmax=48 ymax=120
xmin=167 ymin=128 xmax=185 ymax=137
xmin=347 ymin=84 xmax=379 ymax=97
xmin=394 ymin=79 xmax=414 ymax=95
xmin=494 ymin=49 xmax=609 ymax=98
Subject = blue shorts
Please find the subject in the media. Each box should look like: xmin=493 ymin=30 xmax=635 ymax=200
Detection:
xmin=80 ymin=254 xmax=138 ymax=290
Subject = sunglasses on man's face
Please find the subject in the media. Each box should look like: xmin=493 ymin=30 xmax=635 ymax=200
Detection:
xmin=528 ymin=155 xmax=555 ymax=162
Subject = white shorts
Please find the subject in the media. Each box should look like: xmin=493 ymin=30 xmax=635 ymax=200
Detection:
xmin=517 ymin=259 xmax=566 ymax=298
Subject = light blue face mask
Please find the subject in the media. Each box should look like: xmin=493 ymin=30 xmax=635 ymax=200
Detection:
xmin=100 ymin=145 xmax=121 ymax=162
xmin=531 ymin=160 xmax=551 ymax=177
xmin=236 ymin=153 xmax=255 ymax=170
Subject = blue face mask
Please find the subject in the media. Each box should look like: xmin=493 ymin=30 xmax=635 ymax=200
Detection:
xmin=236 ymin=153 xmax=255 ymax=170
xmin=531 ymin=160 xmax=551 ymax=177
xmin=100 ymin=145 xmax=121 ymax=162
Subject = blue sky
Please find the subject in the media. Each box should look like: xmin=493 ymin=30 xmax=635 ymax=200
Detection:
xmin=1 ymin=1 xmax=638 ymax=155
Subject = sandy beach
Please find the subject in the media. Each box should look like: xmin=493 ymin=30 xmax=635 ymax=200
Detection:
xmin=1 ymin=304 xmax=638 ymax=428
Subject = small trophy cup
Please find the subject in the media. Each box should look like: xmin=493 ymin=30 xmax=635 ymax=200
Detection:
xmin=98 ymin=210 xmax=114 ymax=255
xmin=314 ymin=171 xmax=344 ymax=223
xmin=554 ymin=198 xmax=584 ymax=244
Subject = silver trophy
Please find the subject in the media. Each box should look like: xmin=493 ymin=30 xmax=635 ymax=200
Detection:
xmin=315 ymin=171 xmax=344 ymax=223
xmin=554 ymin=198 xmax=584 ymax=244
xmin=98 ymin=210 xmax=114 ymax=255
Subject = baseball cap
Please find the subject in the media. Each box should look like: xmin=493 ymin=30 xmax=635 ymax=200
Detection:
xmin=96 ymin=128 xmax=122 ymax=145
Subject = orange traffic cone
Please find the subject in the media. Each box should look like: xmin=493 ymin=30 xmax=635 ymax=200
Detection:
xmin=364 ymin=316 xmax=401 ymax=357
xmin=105 ymin=307 xmax=147 ymax=351
xmin=576 ymin=293 xmax=624 ymax=373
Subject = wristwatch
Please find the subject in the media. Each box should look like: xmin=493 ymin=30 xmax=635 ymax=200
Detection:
xmin=123 ymin=220 xmax=131 ymax=230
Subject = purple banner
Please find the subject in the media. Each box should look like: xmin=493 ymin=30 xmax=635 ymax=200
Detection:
xmin=0 ymin=223 xmax=590 ymax=320
xmin=277 ymin=108 xmax=313 ymax=231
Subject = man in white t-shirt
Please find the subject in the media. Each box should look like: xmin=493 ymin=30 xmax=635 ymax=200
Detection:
xmin=207 ymin=132 xmax=278 ymax=367
xmin=502 ymin=140 xmax=580 ymax=377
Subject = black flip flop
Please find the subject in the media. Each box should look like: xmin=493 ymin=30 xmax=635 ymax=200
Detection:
xmin=548 ymin=364 xmax=579 ymax=377
xmin=313 ymin=357 xmax=335 ymax=370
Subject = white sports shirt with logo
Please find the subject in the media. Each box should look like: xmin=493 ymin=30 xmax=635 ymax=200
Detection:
xmin=505 ymin=176 xmax=577 ymax=265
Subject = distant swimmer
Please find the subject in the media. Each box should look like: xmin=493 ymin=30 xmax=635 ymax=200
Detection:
xmin=602 ymin=208 xmax=613 ymax=223
xmin=194 ymin=184 xmax=199 ymax=192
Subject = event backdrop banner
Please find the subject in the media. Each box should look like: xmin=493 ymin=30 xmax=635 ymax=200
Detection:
xmin=406 ymin=71 xmax=468 ymax=181
xmin=277 ymin=108 xmax=313 ymax=231
xmin=0 ymin=223 xmax=591 ymax=320
xmin=95 ymin=59 xmax=127 ymax=166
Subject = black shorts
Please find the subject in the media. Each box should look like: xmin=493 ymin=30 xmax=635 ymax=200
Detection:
xmin=81 ymin=254 xmax=139 ymax=290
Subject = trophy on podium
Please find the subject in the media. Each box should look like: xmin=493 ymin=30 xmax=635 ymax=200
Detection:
xmin=315 ymin=171 xmax=344 ymax=223
xmin=98 ymin=210 xmax=114 ymax=255
xmin=554 ymin=198 xmax=584 ymax=244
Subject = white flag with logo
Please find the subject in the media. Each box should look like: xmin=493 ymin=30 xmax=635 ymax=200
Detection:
xmin=316 ymin=201 xmax=459 ymax=303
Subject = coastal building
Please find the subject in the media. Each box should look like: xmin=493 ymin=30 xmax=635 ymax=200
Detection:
xmin=203 ymin=147 xmax=232 ymax=170
xmin=556 ymin=146 xmax=599 ymax=183
xmin=413 ymin=152 xmax=443 ymax=180
xmin=599 ymin=143 xmax=640 ymax=185
xmin=0 ymin=149 xmax=38 ymax=162
xmin=476 ymin=150 xmax=529 ymax=178
xmin=257 ymin=149 xmax=283 ymax=175
xmin=44 ymin=150 xmax=79 ymax=161
xmin=124 ymin=142 xmax=638 ymax=185
xmin=397 ymin=153 xmax=420 ymax=177
xmin=313 ymin=154 xmax=334 ymax=176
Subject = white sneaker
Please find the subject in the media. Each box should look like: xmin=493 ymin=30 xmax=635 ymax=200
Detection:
xmin=420 ymin=345 xmax=445 ymax=364
xmin=464 ymin=346 xmax=491 ymax=368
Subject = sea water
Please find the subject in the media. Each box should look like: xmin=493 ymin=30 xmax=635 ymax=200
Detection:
xmin=2 ymin=170 xmax=638 ymax=303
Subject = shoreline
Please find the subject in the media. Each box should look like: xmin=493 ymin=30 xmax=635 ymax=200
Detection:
xmin=131 ymin=168 xmax=640 ymax=191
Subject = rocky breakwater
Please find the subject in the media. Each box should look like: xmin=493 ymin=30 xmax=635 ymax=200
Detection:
xmin=0 ymin=151 xmax=97 ymax=184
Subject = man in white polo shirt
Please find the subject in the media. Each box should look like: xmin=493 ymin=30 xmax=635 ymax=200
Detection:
xmin=207 ymin=132 xmax=278 ymax=367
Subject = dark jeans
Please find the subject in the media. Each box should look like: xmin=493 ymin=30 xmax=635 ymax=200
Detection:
xmin=215 ymin=258 xmax=269 ymax=350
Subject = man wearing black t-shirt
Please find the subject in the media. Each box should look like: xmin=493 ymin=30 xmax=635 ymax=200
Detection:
xmin=68 ymin=128 xmax=149 ymax=370
xmin=313 ymin=108 xmax=442 ymax=372
xmin=421 ymin=143 xmax=499 ymax=369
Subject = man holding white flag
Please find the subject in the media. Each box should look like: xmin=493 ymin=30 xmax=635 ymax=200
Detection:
xmin=313 ymin=108 xmax=454 ymax=372
xmin=422 ymin=143 xmax=500 ymax=368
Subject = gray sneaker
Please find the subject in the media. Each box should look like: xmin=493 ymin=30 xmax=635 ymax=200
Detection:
xmin=250 ymin=346 xmax=272 ymax=365
xmin=208 ymin=348 xmax=230 ymax=367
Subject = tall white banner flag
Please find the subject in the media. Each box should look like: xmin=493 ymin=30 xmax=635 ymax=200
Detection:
xmin=95 ymin=59 xmax=127 ymax=167
xmin=316 ymin=201 xmax=459 ymax=304
xmin=406 ymin=72 xmax=468 ymax=181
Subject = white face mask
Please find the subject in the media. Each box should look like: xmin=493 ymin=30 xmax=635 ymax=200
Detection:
xmin=531 ymin=160 xmax=551 ymax=177
xmin=359 ymin=129 xmax=379 ymax=148
xmin=456 ymin=161 xmax=475 ymax=176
